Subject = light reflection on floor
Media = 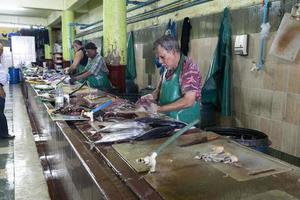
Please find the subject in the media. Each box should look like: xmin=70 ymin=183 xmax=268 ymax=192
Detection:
xmin=0 ymin=84 xmax=50 ymax=200
xmin=0 ymin=87 xmax=15 ymax=200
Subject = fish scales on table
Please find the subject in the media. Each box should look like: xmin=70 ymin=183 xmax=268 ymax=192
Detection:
xmin=102 ymin=112 xmax=138 ymax=121
xmin=104 ymin=99 xmax=136 ymax=112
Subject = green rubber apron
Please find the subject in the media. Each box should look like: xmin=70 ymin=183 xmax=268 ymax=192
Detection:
xmin=76 ymin=64 xmax=86 ymax=83
xmin=159 ymin=54 xmax=201 ymax=124
xmin=77 ymin=64 xmax=85 ymax=74
xmin=85 ymin=62 xmax=111 ymax=90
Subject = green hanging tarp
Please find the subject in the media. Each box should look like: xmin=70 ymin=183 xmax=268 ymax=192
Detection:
xmin=201 ymin=8 xmax=232 ymax=116
xmin=126 ymin=31 xmax=137 ymax=80
xmin=100 ymin=37 xmax=104 ymax=57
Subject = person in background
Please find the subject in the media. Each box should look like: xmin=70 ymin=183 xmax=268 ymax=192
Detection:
xmin=64 ymin=40 xmax=88 ymax=75
xmin=140 ymin=35 xmax=202 ymax=124
xmin=0 ymin=43 xmax=15 ymax=139
xmin=70 ymin=42 xmax=111 ymax=91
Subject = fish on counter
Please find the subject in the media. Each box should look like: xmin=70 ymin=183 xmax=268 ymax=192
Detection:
xmin=38 ymin=93 xmax=55 ymax=102
xmin=135 ymin=117 xmax=186 ymax=128
xmin=44 ymin=73 xmax=64 ymax=82
xmin=34 ymin=84 xmax=55 ymax=91
xmin=101 ymin=112 xmax=138 ymax=121
xmin=135 ymin=126 xmax=176 ymax=141
xmin=53 ymin=105 xmax=89 ymax=116
xmin=98 ymin=121 xmax=149 ymax=132
xmin=87 ymin=128 xmax=147 ymax=149
xmin=25 ymin=76 xmax=46 ymax=84
xmin=86 ymin=117 xmax=188 ymax=147
xmin=104 ymin=99 xmax=136 ymax=112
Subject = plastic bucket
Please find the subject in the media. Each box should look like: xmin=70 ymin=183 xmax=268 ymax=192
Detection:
xmin=204 ymin=127 xmax=270 ymax=152
xmin=200 ymin=103 xmax=217 ymax=128
xmin=8 ymin=67 xmax=20 ymax=84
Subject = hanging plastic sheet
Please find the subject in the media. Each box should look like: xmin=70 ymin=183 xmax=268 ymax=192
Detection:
xmin=201 ymin=8 xmax=232 ymax=116
xmin=126 ymin=31 xmax=137 ymax=80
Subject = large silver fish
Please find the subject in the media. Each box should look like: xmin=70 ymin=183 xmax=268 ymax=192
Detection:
xmin=98 ymin=121 xmax=148 ymax=132
xmin=88 ymin=128 xmax=146 ymax=149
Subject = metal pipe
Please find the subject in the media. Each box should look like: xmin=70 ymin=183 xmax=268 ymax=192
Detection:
xmin=79 ymin=21 xmax=102 ymax=30
xmin=128 ymin=0 xmax=211 ymax=24
xmin=127 ymin=0 xmax=187 ymax=22
xmin=75 ymin=0 xmax=211 ymax=38
xmin=127 ymin=0 xmax=160 ymax=12
xmin=72 ymin=0 xmax=158 ymax=31
xmin=68 ymin=21 xmax=102 ymax=64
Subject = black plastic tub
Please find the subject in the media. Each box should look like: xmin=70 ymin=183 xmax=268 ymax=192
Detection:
xmin=200 ymin=103 xmax=217 ymax=128
xmin=204 ymin=127 xmax=271 ymax=152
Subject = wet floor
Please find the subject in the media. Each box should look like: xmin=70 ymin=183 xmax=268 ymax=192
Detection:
xmin=0 ymin=84 xmax=50 ymax=200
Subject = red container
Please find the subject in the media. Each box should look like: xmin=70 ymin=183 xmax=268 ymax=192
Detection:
xmin=107 ymin=64 xmax=126 ymax=93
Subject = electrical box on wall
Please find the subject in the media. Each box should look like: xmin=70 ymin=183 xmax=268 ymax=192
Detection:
xmin=234 ymin=34 xmax=248 ymax=56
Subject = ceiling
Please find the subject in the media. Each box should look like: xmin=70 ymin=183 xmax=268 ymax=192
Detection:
xmin=0 ymin=0 xmax=92 ymax=20
xmin=0 ymin=8 xmax=53 ymax=18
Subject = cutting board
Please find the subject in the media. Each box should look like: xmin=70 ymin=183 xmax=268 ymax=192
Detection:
xmin=61 ymin=84 xmax=97 ymax=94
xmin=47 ymin=109 xmax=89 ymax=121
xmin=113 ymin=133 xmax=291 ymax=181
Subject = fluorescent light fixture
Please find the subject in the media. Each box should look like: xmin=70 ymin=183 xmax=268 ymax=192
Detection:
xmin=0 ymin=6 xmax=25 ymax=11
xmin=0 ymin=23 xmax=31 ymax=29
xmin=32 ymin=25 xmax=45 ymax=29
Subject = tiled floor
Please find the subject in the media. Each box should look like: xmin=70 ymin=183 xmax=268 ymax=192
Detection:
xmin=0 ymin=84 xmax=50 ymax=200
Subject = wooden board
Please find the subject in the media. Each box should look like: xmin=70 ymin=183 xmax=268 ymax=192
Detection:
xmin=244 ymin=190 xmax=298 ymax=200
xmin=113 ymin=132 xmax=291 ymax=181
xmin=47 ymin=109 xmax=89 ymax=121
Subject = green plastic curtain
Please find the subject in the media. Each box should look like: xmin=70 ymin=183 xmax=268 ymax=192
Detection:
xmin=201 ymin=8 xmax=232 ymax=116
xmin=126 ymin=31 xmax=137 ymax=80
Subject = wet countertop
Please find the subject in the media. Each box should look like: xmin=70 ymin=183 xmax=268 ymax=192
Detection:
xmin=25 ymin=81 xmax=300 ymax=200
xmin=111 ymin=133 xmax=300 ymax=200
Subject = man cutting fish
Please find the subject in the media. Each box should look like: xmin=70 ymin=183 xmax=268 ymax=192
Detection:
xmin=139 ymin=35 xmax=202 ymax=124
xmin=69 ymin=42 xmax=112 ymax=91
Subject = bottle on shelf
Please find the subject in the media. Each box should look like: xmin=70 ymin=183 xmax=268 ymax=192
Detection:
xmin=55 ymin=84 xmax=64 ymax=109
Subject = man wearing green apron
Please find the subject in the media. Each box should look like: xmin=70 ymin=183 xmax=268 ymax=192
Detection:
xmin=70 ymin=42 xmax=112 ymax=91
xmin=141 ymin=35 xmax=202 ymax=124
xmin=64 ymin=40 xmax=88 ymax=75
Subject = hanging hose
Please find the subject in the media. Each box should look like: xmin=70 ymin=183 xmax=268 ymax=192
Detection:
xmin=137 ymin=119 xmax=200 ymax=172
xmin=255 ymin=0 xmax=271 ymax=70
